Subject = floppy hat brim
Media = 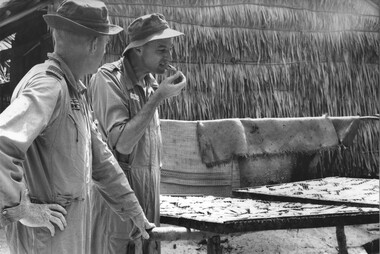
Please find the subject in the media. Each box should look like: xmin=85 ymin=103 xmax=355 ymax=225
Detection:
xmin=123 ymin=28 xmax=184 ymax=54
xmin=43 ymin=14 xmax=123 ymax=36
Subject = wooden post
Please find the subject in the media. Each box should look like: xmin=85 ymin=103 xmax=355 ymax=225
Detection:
xmin=336 ymin=225 xmax=348 ymax=254
xmin=207 ymin=235 xmax=222 ymax=254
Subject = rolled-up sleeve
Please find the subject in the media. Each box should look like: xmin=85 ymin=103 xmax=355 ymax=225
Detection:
xmin=0 ymin=75 xmax=61 ymax=227
xmin=90 ymin=122 xmax=143 ymax=220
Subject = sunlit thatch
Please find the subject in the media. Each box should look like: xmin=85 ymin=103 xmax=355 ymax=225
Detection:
xmin=102 ymin=0 xmax=379 ymax=177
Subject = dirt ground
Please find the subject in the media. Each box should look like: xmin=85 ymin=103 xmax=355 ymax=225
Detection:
xmin=1 ymin=223 xmax=378 ymax=254
xmin=160 ymin=224 xmax=379 ymax=254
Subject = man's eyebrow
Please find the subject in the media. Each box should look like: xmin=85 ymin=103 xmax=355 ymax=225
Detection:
xmin=157 ymin=44 xmax=174 ymax=50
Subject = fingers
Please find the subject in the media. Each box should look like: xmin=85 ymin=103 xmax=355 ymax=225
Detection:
xmin=50 ymin=211 xmax=67 ymax=228
xmin=46 ymin=207 xmax=67 ymax=236
xmin=19 ymin=191 xmax=68 ymax=236
xmin=130 ymin=214 xmax=153 ymax=240
xmin=165 ymin=71 xmax=186 ymax=85
xmin=48 ymin=204 xmax=67 ymax=215
xmin=173 ymin=72 xmax=186 ymax=84
xmin=144 ymin=220 xmax=156 ymax=230
xmin=148 ymin=222 xmax=156 ymax=230
xmin=140 ymin=229 xmax=150 ymax=240
xmin=43 ymin=204 xmax=68 ymax=234
xmin=140 ymin=221 xmax=155 ymax=239
xmin=163 ymin=75 xmax=177 ymax=85
xmin=49 ymin=215 xmax=65 ymax=232
xmin=175 ymin=73 xmax=186 ymax=86
xmin=47 ymin=204 xmax=67 ymax=232
xmin=46 ymin=222 xmax=56 ymax=237
xmin=129 ymin=228 xmax=149 ymax=240
xmin=129 ymin=226 xmax=141 ymax=240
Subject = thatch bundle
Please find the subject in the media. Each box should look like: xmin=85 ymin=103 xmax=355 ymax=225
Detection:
xmin=102 ymin=0 xmax=379 ymax=177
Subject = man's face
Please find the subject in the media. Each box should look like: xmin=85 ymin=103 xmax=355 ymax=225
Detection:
xmin=140 ymin=38 xmax=173 ymax=74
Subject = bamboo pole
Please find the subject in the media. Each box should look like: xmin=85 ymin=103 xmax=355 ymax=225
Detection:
xmin=148 ymin=226 xmax=215 ymax=241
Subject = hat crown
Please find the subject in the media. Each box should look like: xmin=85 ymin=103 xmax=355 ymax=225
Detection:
xmin=128 ymin=13 xmax=169 ymax=42
xmin=57 ymin=0 xmax=110 ymax=28
xmin=43 ymin=0 xmax=123 ymax=36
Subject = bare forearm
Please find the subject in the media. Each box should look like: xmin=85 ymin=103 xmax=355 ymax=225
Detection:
xmin=114 ymin=71 xmax=186 ymax=154
xmin=115 ymin=92 xmax=163 ymax=154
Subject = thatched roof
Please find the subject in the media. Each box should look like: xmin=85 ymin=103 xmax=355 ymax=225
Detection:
xmin=0 ymin=0 xmax=52 ymax=41
xmin=102 ymin=0 xmax=379 ymax=178
xmin=1 ymin=0 xmax=377 ymax=177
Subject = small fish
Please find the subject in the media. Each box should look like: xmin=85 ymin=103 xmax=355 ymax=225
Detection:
xmin=166 ymin=64 xmax=177 ymax=71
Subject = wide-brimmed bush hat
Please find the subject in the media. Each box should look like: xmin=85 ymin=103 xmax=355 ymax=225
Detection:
xmin=123 ymin=13 xmax=184 ymax=54
xmin=43 ymin=0 xmax=123 ymax=36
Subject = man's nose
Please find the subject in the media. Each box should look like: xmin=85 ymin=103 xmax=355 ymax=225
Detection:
xmin=165 ymin=50 xmax=172 ymax=60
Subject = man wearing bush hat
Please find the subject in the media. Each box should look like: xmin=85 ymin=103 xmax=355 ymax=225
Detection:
xmin=88 ymin=13 xmax=186 ymax=253
xmin=0 ymin=1 xmax=154 ymax=253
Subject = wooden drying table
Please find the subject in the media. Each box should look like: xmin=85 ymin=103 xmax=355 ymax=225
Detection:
xmin=232 ymin=177 xmax=379 ymax=208
xmin=155 ymin=177 xmax=379 ymax=254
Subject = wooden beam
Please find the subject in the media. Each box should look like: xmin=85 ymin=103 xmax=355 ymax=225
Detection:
xmin=148 ymin=226 xmax=215 ymax=241
xmin=0 ymin=1 xmax=51 ymax=28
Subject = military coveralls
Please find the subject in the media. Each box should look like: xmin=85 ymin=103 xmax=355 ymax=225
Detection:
xmin=0 ymin=53 xmax=143 ymax=254
xmin=88 ymin=56 xmax=161 ymax=254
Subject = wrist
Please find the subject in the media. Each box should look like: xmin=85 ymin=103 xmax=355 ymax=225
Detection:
xmin=1 ymin=203 xmax=27 ymax=227
xmin=131 ymin=211 xmax=144 ymax=221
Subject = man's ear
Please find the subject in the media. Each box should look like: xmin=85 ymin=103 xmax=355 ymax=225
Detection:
xmin=134 ymin=47 xmax=142 ymax=55
xmin=90 ymin=37 xmax=99 ymax=54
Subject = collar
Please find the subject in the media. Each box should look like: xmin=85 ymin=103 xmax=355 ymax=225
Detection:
xmin=47 ymin=53 xmax=87 ymax=94
xmin=122 ymin=56 xmax=150 ymax=90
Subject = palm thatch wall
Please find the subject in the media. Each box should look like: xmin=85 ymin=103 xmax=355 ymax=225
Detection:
xmin=102 ymin=0 xmax=379 ymax=178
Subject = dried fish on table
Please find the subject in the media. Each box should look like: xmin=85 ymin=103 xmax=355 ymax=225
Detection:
xmin=233 ymin=177 xmax=379 ymax=207
xmin=160 ymin=195 xmax=379 ymax=234
xmin=161 ymin=195 xmax=378 ymax=220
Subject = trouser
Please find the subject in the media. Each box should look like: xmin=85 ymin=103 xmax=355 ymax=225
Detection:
xmin=90 ymin=162 xmax=161 ymax=254
xmin=123 ymin=163 xmax=161 ymax=254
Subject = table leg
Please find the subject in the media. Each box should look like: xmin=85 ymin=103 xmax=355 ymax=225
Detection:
xmin=336 ymin=225 xmax=348 ymax=254
xmin=207 ymin=235 xmax=222 ymax=254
